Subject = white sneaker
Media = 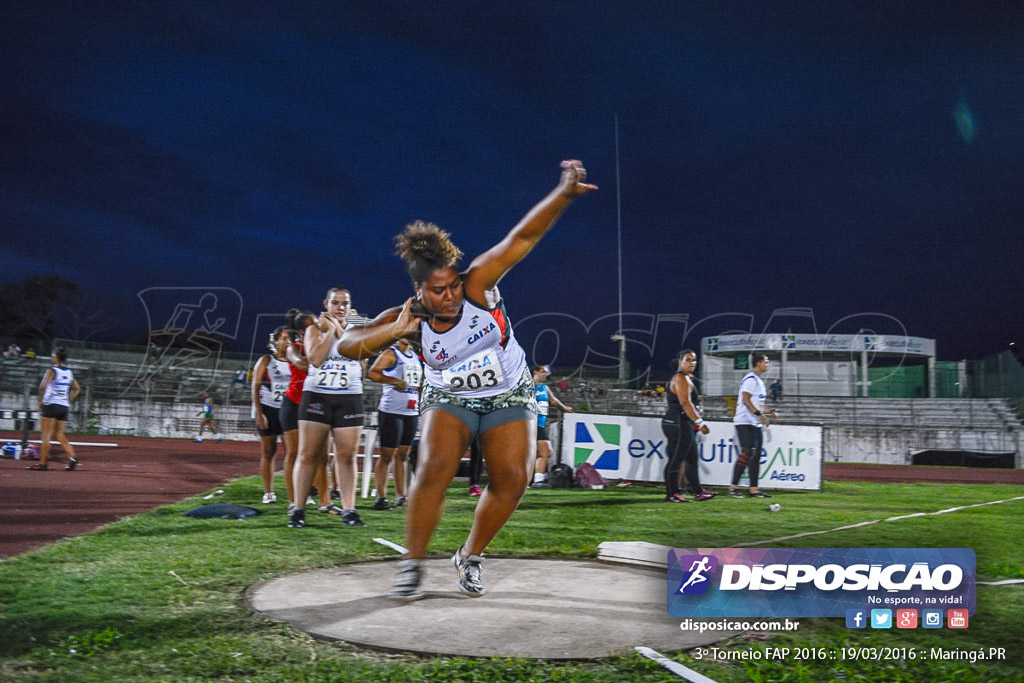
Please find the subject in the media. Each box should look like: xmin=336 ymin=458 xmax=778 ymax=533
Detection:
xmin=306 ymin=495 xmax=316 ymax=506
xmin=262 ymin=492 xmax=276 ymax=504
xmin=193 ymin=437 xmax=203 ymax=443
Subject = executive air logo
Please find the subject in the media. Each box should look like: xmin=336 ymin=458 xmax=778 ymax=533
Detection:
xmin=572 ymin=421 xmax=620 ymax=470
xmin=864 ymin=335 xmax=880 ymax=351
xmin=783 ymin=334 xmax=797 ymax=349
xmin=667 ymin=548 xmax=976 ymax=618
xmin=707 ymin=338 xmax=719 ymax=352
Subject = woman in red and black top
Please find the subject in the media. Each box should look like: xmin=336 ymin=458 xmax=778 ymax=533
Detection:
xmin=281 ymin=309 xmax=330 ymax=512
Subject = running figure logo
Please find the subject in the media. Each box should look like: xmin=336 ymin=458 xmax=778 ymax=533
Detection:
xmin=676 ymin=555 xmax=718 ymax=595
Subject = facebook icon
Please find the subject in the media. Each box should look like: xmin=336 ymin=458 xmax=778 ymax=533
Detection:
xmin=845 ymin=609 xmax=866 ymax=629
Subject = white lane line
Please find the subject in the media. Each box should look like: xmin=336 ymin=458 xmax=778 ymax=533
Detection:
xmin=734 ymin=495 xmax=1024 ymax=547
xmin=373 ymin=537 xmax=409 ymax=554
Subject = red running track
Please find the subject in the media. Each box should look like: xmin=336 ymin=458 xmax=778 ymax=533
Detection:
xmin=0 ymin=433 xmax=265 ymax=558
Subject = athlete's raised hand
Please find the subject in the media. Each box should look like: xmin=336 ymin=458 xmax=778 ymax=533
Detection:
xmin=558 ymin=159 xmax=598 ymax=197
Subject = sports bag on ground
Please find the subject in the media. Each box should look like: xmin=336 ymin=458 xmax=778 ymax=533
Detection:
xmin=574 ymin=462 xmax=609 ymax=488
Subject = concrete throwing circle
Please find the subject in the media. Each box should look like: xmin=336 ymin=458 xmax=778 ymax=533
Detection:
xmin=247 ymin=558 xmax=741 ymax=659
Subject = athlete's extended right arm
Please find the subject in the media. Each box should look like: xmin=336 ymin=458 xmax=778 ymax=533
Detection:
xmin=335 ymin=300 xmax=422 ymax=360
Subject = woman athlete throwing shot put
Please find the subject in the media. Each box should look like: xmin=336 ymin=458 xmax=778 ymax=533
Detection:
xmin=337 ymin=160 xmax=595 ymax=600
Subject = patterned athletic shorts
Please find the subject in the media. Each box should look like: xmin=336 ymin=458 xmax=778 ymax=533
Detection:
xmin=421 ymin=367 xmax=538 ymax=417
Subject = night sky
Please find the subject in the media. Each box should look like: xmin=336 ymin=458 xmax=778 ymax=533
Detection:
xmin=3 ymin=2 xmax=1023 ymax=372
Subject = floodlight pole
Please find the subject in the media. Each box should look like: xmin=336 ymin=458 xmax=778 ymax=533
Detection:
xmin=614 ymin=115 xmax=627 ymax=384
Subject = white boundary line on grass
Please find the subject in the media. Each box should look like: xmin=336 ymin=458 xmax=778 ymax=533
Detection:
xmin=373 ymin=538 xmax=409 ymax=554
xmin=635 ymin=646 xmax=717 ymax=682
xmin=733 ymin=495 xmax=1024 ymax=548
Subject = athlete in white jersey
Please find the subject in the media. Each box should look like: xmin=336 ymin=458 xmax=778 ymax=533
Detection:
xmin=728 ymin=353 xmax=779 ymax=499
xmin=367 ymin=339 xmax=423 ymax=510
xmin=288 ymin=287 xmax=367 ymax=529
xmin=31 ymin=346 xmax=81 ymax=470
xmin=336 ymin=160 xmax=596 ymax=600
xmin=252 ymin=326 xmax=294 ymax=504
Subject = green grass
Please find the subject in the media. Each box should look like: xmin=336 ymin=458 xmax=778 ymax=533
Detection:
xmin=1 ymin=479 xmax=1022 ymax=681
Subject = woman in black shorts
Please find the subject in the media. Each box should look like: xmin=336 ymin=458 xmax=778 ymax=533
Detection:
xmin=367 ymin=338 xmax=423 ymax=510
xmin=30 ymin=346 xmax=81 ymax=471
xmin=251 ymin=326 xmax=295 ymax=503
xmin=288 ymin=288 xmax=367 ymax=528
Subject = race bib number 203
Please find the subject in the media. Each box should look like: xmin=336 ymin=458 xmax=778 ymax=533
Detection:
xmin=441 ymin=351 xmax=504 ymax=392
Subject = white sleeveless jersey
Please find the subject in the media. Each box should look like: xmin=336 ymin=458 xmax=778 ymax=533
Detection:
xmin=42 ymin=366 xmax=74 ymax=407
xmin=258 ymin=356 xmax=292 ymax=407
xmin=303 ymin=331 xmax=363 ymax=395
xmin=377 ymin=346 xmax=423 ymax=415
xmin=419 ymin=297 xmax=527 ymax=398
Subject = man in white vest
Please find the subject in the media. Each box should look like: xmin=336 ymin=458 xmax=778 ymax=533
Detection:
xmin=728 ymin=354 xmax=778 ymax=498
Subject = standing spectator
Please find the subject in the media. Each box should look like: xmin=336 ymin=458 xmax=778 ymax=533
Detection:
xmin=661 ymin=350 xmax=715 ymax=502
xmin=530 ymin=364 xmax=573 ymax=488
xmin=556 ymin=376 xmax=570 ymax=392
xmin=367 ymin=338 xmax=423 ymax=510
xmin=194 ymin=392 xmax=222 ymax=442
xmin=769 ymin=378 xmax=783 ymax=402
xmin=232 ymin=366 xmax=247 ymax=386
xmin=288 ymin=286 xmax=367 ymax=529
xmin=728 ymin=354 xmax=779 ymax=498
xmin=252 ymin=327 xmax=294 ymax=504
xmin=279 ymin=309 xmax=332 ymax=513
xmin=28 ymin=346 xmax=81 ymax=471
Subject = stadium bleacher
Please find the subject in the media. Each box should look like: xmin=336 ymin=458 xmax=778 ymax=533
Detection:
xmin=1 ymin=346 xmax=1020 ymax=467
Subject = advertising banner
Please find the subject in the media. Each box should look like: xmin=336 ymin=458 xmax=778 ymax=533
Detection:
xmin=703 ymin=333 xmax=934 ymax=356
xmin=667 ymin=547 xmax=976 ymax=619
xmin=560 ymin=413 xmax=822 ymax=490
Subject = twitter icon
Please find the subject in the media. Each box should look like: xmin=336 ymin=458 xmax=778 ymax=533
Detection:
xmin=870 ymin=609 xmax=892 ymax=629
